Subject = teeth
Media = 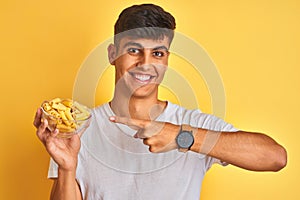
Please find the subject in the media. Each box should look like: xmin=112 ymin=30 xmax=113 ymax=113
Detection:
xmin=134 ymin=74 xmax=151 ymax=81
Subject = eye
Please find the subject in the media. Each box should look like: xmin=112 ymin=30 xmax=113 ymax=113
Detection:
xmin=153 ymin=51 xmax=166 ymax=58
xmin=127 ymin=48 xmax=141 ymax=55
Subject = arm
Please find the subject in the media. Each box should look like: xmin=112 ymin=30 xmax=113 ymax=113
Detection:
xmin=191 ymin=129 xmax=287 ymax=171
xmin=50 ymin=170 xmax=82 ymax=200
xmin=109 ymin=116 xmax=287 ymax=172
xmin=33 ymin=108 xmax=84 ymax=199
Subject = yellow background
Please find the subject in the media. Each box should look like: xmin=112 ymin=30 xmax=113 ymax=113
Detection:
xmin=0 ymin=0 xmax=299 ymax=199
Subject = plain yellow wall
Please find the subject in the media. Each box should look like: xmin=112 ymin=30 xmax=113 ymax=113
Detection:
xmin=1 ymin=0 xmax=299 ymax=199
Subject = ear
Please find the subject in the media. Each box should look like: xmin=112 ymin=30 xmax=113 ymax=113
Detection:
xmin=107 ymin=44 xmax=117 ymax=65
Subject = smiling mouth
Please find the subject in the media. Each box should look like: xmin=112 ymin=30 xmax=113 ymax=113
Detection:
xmin=129 ymin=72 xmax=156 ymax=83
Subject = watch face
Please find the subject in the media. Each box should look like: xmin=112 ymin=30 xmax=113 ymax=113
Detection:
xmin=176 ymin=131 xmax=194 ymax=149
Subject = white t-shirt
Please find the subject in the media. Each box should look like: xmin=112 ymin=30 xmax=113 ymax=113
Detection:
xmin=48 ymin=101 xmax=238 ymax=200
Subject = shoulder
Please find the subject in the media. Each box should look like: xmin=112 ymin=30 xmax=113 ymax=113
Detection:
xmin=91 ymin=103 xmax=108 ymax=115
xmin=80 ymin=103 xmax=110 ymax=141
xmin=166 ymin=101 xmax=237 ymax=132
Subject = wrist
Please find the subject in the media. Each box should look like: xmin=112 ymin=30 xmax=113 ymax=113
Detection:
xmin=57 ymin=158 xmax=78 ymax=174
xmin=58 ymin=165 xmax=77 ymax=173
xmin=176 ymin=124 xmax=195 ymax=152
xmin=58 ymin=167 xmax=77 ymax=178
xmin=190 ymin=128 xmax=206 ymax=153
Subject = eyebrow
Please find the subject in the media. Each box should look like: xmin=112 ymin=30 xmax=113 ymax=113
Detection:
xmin=122 ymin=41 xmax=169 ymax=52
xmin=153 ymin=46 xmax=169 ymax=52
xmin=123 ymin=41 xmax=143 ymax=49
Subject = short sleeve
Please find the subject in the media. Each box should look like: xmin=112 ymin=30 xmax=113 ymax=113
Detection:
xmin=190 ymin=112 xmax=237 ymax=170
xmin=202 ymin=155 xmax=228 ymax=172
xmin=47 ymin=157 xmax=58 ymax=179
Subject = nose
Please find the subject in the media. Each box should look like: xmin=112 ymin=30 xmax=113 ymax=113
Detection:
xmin=138 ymin=49 xmax=154 ymax=68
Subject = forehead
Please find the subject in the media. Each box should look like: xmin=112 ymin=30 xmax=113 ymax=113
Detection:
xmin=118 ymin=36 xmax=170 ymax=49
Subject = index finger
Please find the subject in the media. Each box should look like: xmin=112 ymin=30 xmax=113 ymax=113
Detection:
xmin=33 ymin=107 xmax=42 ymax=128
xmin=109 ymin=116 xmax=148 ymax=129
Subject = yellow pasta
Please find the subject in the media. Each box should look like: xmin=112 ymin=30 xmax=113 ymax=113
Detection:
xmin=64 ymin=108 xmax=74 ymax=121
xmin=43 ymin=103 xmax=52 ymax=111
xmin=75 ymin=112 xmax=89 ymax=120
xmin=58 ymin=110 xmax=71 ymax=126
xmin=41 ymin=98 xmax=91 ymax=135
xmin=61 ymin=99 xmax=73 ymax=107
xmin=56 ymin=123 xmax=75 ymax=132
xmin=73 ymin=101 xmax=89 ymax=114
xmin=52 ymin=103 xmax=67 ymax=111
xmin=51 ymin=98 xmax=61 ymax=104
xmin=49 ymin=110 xmax=60 ymax=118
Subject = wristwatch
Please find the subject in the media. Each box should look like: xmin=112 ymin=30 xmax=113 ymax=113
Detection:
xmin=176 ymin=124 xmax=194 ymax=152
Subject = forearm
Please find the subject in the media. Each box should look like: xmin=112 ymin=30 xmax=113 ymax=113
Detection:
xmin=109 ymin=116 xmax=287 ymax=171
xmin=50 ymin=169 xmax=82 ymax=200
xmin=191 ymin=129 xmax=287 ymax=171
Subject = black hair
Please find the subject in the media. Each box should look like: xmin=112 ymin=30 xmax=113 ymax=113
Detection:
xmin=114 ymin=4 xmax=176 ymax=45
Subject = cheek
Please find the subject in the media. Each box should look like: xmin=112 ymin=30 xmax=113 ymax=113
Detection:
xmin=114 ymin=59 xmax=128 ymax=75
xmin=157 ymin=65 xmax=168 ymax=75
xmin=115 ymin=55 xmax=138 ymax=70
xmin=154 ymin=67 xmax=167 ymax=83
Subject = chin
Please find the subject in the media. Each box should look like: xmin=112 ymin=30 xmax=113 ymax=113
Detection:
xmin=130 ymin=86 xmax=157 ymax=99
xmin=131 ymin=91 xmax=154 ymax=99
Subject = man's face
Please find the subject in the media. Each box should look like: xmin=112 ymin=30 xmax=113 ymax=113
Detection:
xmin=108 ymin=36 xmax=170 ymax=99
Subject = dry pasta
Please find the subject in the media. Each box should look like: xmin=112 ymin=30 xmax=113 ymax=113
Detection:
xmin=41 ymin=98 xmax=91 ymax=134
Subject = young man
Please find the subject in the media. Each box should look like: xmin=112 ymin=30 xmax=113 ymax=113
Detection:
xmin=34 ymin=4 xmax=287 ymax=200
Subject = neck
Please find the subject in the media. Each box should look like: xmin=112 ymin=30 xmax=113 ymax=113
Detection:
xmin=110 ymin=92 xmax=166 ymax=120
